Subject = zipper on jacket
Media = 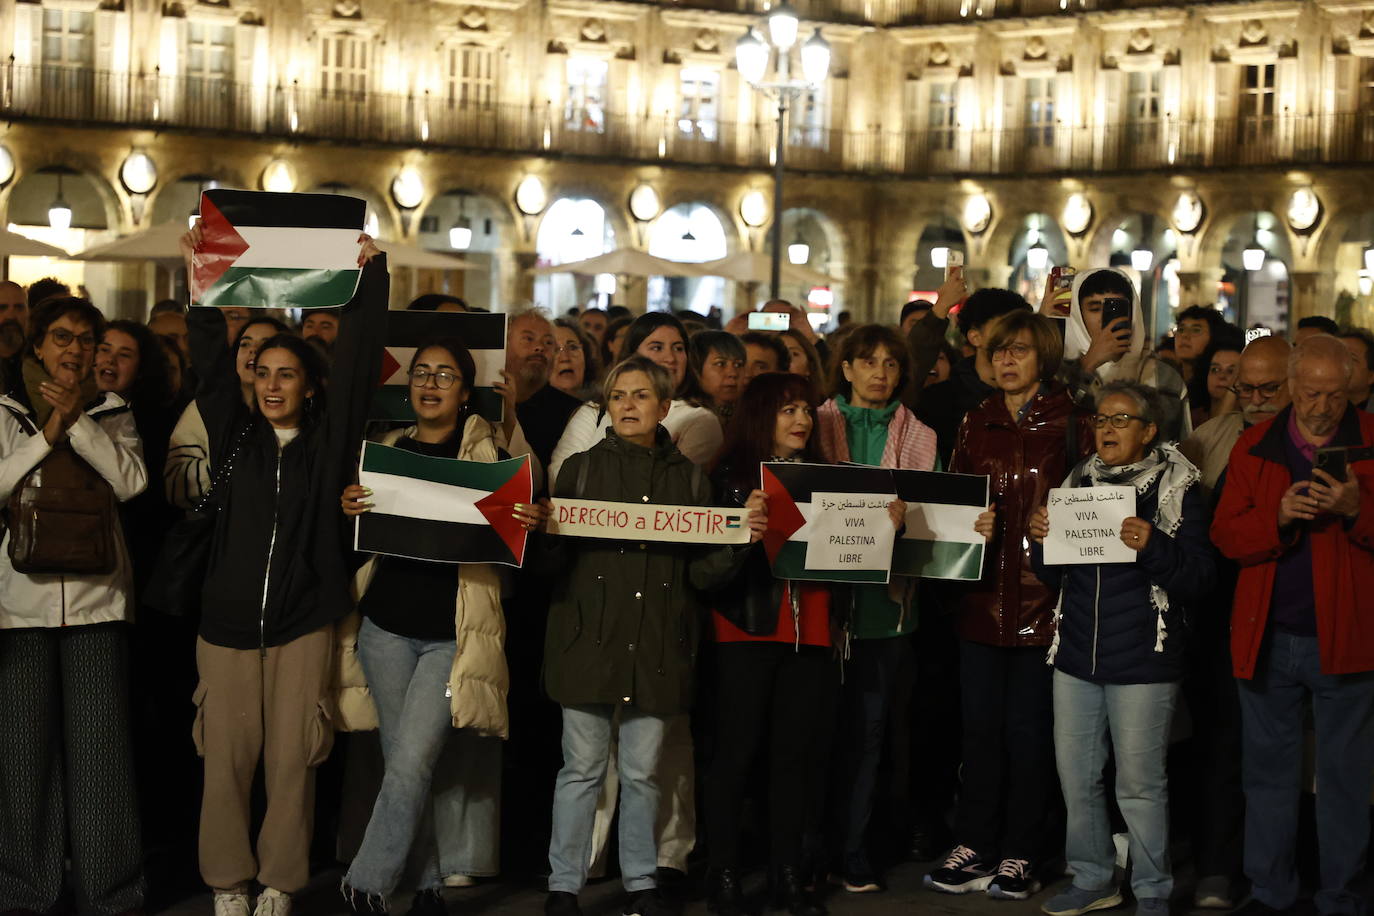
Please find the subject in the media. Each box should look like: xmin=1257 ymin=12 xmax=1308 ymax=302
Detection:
xmin=258 ymin=450 xmax=282 ymax=659
xmin=1090 ymin=567 xmax=1101 ymax=677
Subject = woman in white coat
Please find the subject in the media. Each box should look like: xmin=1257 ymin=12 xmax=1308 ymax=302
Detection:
xmin=0 ymin=296 xmax=148 ymax=916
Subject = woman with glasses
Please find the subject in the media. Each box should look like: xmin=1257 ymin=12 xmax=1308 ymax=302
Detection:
xmin=0 ymin=297 xmax=149 ymax=916
xmin=338 ymin=335 xmax=536 ymax=915
xmin=551 ymin=319 xmax=599 ymax=400
xmin=926 ymin=310 xmax=1093 ymax=901
xmin=1032 ymin=382 xmax=1215 ymax=916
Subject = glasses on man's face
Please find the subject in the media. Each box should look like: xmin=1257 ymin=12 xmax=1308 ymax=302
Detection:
xmin=1230 ymin=381 xmax=1284 ymax=400
xmin=48 ymin=328 xmax=96 ymax=350
xmin=409 ymin=368 xmax=460 ymax=390
xmin=990 ymin=343 xmax=1033 ymax=360
xmin=1093 ymin=412 xmax=1146 ymax=429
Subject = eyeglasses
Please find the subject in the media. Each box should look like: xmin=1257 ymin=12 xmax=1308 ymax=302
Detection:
xmin=1093 ymin=412 xmax=1147 ymax=429
xmin=553 ymin=342 xmax=582 ymax=355
xmin=409 ymin=368 xmax=460 ymax=390
xmin=990 ymin=343 xmax=1033 ymax=360
xmin=1230 ymin=381 xmax=1284 ymax=400
xmin=47 ymin=328 xmax=96 ymax=349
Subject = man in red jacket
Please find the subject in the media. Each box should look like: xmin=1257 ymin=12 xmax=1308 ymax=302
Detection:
xmin=1212 ymin=333 xmax=1374 ymax=916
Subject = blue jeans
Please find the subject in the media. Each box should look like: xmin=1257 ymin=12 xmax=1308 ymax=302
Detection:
xmin=548 ymin=704 xmax=666 ymax=895
xmin=344 ymin=619 xmax=457 ymax=897
xmin=1053 ymin=670 xmax=1178 ymax=900
xmin=1237 ymin=631 xmax=1374 ymax=916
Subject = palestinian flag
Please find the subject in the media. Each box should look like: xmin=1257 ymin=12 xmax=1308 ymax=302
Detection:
xmin=355 ymin=441 xmax=532 ymax=566
xmin=760 ymin=462 xmax=895 ymax=584
xmin=372 ymin=311 xmax=506 ymax=424
xmin=192 ymin=189 xmax=365 ymax=309
xmin=891 ymin=469 xmax=989 ymax=581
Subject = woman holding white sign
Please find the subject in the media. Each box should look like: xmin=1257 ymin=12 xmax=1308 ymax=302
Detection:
xmin=814 ymin=324 xmax=935 ymax=895
xmin=1029 ymin=382 xmax=1214 ymax=916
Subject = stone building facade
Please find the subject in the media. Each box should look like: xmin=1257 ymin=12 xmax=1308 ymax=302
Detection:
xmin=0 ymin=0 xmax=1371 ymax=330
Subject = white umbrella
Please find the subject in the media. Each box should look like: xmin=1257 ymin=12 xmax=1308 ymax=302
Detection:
xmin=0 ymin=227 xmax=71 ymax=259
xmin=71 ymin=220 xmax=185 ymax=262
xmin=531 ymin=247 xmax=702 ymax=278
xmin=375 ymin=239 xmax=477 ymax=270
xmin=695 ymin=250 xmax=835 ymax=288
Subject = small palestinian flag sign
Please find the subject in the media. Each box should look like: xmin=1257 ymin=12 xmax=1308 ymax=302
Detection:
xmin=192 ymin=189 xmax=365 ymax=309
xmin=891 ymin=469 xmax=989 ymax=581
xmin=372 ymin=311 xmax=507 ymax=424
xmin=356 ymin=441 xmax=532 ymax=566
xmin=760 ymin=462 xmax=896 ymax=584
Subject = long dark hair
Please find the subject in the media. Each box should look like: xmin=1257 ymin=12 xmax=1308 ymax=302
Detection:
xmin=407 ymin=335 xmax=477 ymax=428
xmin=104 ymin=319 xmax=173 ymax=409
xmin=1186 ymin=323 xmax=1245 ymax=409
xmin=233 ymin=315 xmax=292 ymax=355
xmin=717 ymin=372 xmax=819 ymax=491
xmin=617 ymin=312 xmax=696 ymax=399
xmin=253 ymin=334 xmax=329 ymax=430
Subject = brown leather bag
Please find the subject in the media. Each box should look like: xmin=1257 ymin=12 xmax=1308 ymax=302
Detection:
xmin=8 ymin=440 xmax=118 ymax=575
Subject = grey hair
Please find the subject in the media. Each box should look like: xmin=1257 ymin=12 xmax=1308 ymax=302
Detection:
xmin=1096 ymin=380 xmax=1164 ymax=446
xmin=507 ymin=306 xmax=553 ymax=329
xmin=602 ymin=355 xmax=675 ymax=405
xmin=1290 ymin=332 xmax=1356 ymax=385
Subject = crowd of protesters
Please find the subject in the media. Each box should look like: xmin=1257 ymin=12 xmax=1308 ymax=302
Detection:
xmin=0 ymin=237 xmax=1372 ymax=916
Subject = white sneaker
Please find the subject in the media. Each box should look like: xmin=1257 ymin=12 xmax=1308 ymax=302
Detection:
xmin=443 ymin=875 xmax=476 ymax=888
xmin=214 ymin=891 xmax=251 ymax=916
xmin=254 ymin=887 xmax=292 ymax=916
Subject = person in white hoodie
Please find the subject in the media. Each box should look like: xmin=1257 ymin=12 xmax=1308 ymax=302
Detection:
xmin=0 ymin=296 xmax=149 ymax=916
xmin=1057 ymin=267 xmax=1192 ymax=444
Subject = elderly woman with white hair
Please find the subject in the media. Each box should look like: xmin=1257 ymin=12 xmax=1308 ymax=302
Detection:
xmin=1029 ymin=380 xmax=1216 ymax=916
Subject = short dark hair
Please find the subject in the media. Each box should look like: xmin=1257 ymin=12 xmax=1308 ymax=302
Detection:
xmin=901 ymin=299 xmax=934 ymax=324
xmin=739 ymin=331 xmax=790 ymax=373
xmin=253 ymin=334 xmax=329 ymax=429
xmin=689 ymin=330 xmax=746 ymax=374
xmin=407 ymin=294 xmax=468 ymax=312
xmin=606 ymin=305 xmax=633 ymax=321
xmin=957 ymin=288 xmax=1031 ymax=338
xmin=149 ymin=298 xmax=185 ymax=318
xmin=1298 ymin=315 xmax=1340 ymax=336
xmin=407 ymin=335 xmax=477 ymax=397
xmin=29 ymin=296 xmax=105 ymax=354
xmin=1339 ymin=328 xmax=1374 ymax=371
xmin=718 ymin=372 xmax=820 ymax=491
xmin=103 ymin=319 xmax=173 ymax=409
xmin=984 ymin=310 xmax=1063 ymax=381
xmin=28 ymin=277 xmax=71 ymax=309
xmin=1176 ymin=305 xmax=1226 ymax=335
xmin=831 ymin=323 xmax=910 ymax=401
xmin=1078 ymin=269 xmax=1134 ymax=302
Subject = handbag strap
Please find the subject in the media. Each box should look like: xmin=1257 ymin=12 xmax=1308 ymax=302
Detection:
xmin=194 ymin=420 xmax=252 ymax=513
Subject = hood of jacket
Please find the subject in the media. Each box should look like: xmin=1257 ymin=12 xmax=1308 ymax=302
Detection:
xmin=1065 ymin=267 xmax=1147 ymax=370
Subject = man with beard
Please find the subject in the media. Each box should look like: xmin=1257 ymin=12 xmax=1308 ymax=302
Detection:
xmin=300 ymin=309 xmax=340 ymax=348
xmin=1174 ymin=333 xmax=1293 ymax=910
xmin=508 ymin=308 xmax=580 ymax=474
xmin=0 ymin=281 xmax=29 ymax=394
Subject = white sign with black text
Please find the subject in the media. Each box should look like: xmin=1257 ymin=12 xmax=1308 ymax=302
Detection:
xmin=1043 ymin=485 xmax=1137 ymax=565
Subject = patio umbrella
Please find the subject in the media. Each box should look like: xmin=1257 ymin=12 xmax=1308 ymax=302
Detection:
xmin=71 ymin=220 xmax=185 ymax=262
xmin=374 ymin=239 xmax=477 ymax=270
xmin=694 ymin=250 xmax=835 ymax=288
xmin=530 ymin=247 xmax=702 ymax=278
xmin=0 ymin=227 xmax=71 ymax=259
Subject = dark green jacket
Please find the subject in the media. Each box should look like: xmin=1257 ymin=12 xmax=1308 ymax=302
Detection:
xmin=540 ymin=427 xmax=745 ymax=715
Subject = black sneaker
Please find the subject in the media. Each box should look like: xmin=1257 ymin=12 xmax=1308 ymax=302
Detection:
xmin=545 ymin=892 xmax=582 ymax=916
xmin=623 ymin=889 xmax=678 ymax=916
xmin=408 ymin=890 xmax=446 ymax=916
xmin=924 ymin=845 xmax=996 ymax=895
xmin=987 ymin=858 xmax=1041 ymax=901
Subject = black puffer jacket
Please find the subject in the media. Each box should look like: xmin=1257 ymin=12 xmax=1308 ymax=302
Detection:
xmin=1034 ymin=473 xmax=1216 ymax=684
xmin=189 ymin=260 xmax=386 ymax=650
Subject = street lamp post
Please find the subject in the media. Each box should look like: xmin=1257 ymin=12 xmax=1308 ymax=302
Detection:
xmin=736 ymin=6 xmax=830 ymax=301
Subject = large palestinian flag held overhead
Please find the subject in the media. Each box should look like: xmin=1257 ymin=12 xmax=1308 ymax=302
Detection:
xmin=760 ymin=462 xmax=897 ymax=584
xmin=356 ymin=441 xmax=532 ymax=566
xmin=372 ymin=311 xmax=507 ymax=424
xmin=191 ymin=189 xmax=366 ymax=309
xmin=891 ymin=469 xmax=989 ymax=581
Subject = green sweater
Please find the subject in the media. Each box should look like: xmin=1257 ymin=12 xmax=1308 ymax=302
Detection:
xmin=835 ymin=396 xmax=912 ymax=640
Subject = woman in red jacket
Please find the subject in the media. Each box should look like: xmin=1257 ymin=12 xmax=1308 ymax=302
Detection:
xmin=926 ymin=309 xmax=1093 ymax=901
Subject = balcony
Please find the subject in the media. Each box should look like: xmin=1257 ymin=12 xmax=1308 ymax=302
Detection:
xmin=3 ymin=64 xmax=1372 ymax=179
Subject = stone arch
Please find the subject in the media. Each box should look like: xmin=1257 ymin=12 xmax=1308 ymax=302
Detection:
xmin=417 ymin=186 xmax=519 ymax=312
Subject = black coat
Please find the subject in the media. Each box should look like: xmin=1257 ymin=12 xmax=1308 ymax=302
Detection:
xmin=1034 ymin=475 xmax=1216 ymax=684
xmin=189 ymin=260 xmax=386 ymax=650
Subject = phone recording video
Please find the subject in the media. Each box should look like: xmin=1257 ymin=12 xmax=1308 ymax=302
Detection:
xmin=747 ymin=312 xmax=790 ymax=332
xmin=1100 ymin=296 xmax=1131 ymax=333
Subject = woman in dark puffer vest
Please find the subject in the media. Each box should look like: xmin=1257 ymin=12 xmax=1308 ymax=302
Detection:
xmin=1032 ymin=381 xmax=1216 ymax=916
